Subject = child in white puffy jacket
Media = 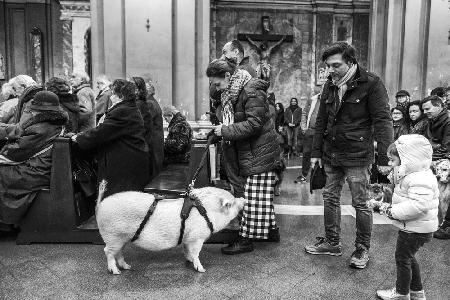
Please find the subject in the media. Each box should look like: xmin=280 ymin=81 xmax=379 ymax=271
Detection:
xmin=368 ymin=134 xmax=439 ymax=300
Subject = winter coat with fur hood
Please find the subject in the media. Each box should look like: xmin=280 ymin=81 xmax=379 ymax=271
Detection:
xmin=0 ymin=108 xmax=68 ymax=225
xmin=390 ymin=134 xmax=439 ymax=233
xmin=221 ymin=78 xmax=281 ymax=176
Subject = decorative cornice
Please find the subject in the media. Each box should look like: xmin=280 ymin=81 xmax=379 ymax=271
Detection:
xmin=212 ymin=0 xmax=370 ymax=13
xmin=59 ymin=0 xmax=90 ymax=20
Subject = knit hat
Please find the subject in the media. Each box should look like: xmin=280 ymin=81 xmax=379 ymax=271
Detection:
xmin=395 ymin=90 xmax=410 ymax=98
xmin=29 ymin=91 xmax=63 ymax=112
xmin=45 ymin=77 xmax=71 ymax=95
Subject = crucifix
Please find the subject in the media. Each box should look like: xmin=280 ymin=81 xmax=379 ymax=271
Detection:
xmin=238 ymin=16 xmax=294 ymax=81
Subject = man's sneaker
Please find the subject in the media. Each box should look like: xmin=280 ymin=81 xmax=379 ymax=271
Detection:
xmin=433 ymin=225 xmax=450 ymax=239
xmin=350 ymin=244 xmax=369 ymax=269
xmin=294 ymin=175 xmax=307 ymax=184
xmin=409 ymin=290 xmax=426 ymax=300
xmin=376 ymin=288 xmax=410 ymax=300
xmin=304 ymin=237 xmax=342 ymax=256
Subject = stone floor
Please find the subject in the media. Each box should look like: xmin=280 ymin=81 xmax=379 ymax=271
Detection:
xmin=1 ymin=157 xmax=449 ymax=300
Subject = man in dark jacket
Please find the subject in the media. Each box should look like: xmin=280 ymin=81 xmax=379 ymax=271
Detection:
xmin=423 ymin=95 xmax=450 ymax=161
xmin=422 ymin=95 xmax=450 ymax=239
xmin=305 ymin=42 xmax=394 ymax=269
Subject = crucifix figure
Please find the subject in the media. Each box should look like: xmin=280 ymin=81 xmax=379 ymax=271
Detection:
xmin=238 ymin=16 xmax=293 ymax=82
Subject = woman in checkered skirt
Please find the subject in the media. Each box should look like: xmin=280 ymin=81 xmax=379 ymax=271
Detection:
xmin=207 ymin=58 xmax=281 ymax=255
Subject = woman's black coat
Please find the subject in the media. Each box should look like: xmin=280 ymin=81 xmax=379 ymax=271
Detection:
xmin=76 ymin=100 xmax=149 ymax=197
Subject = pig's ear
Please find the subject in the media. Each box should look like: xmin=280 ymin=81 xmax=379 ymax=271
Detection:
xmin=221 ymin=197 xmax=233 ymax=209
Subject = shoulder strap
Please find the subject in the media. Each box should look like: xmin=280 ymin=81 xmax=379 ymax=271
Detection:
xmin=131 ymin=199 xmax=161 ymax=242
xmin=178 ymin=196 xmax=196 ymax=245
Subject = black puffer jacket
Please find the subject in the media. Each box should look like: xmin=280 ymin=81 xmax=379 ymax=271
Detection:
xmin=312 ymin=65 xmax=394 ymax=167
xmin=221 ymin=78 xmax=280 ymax=176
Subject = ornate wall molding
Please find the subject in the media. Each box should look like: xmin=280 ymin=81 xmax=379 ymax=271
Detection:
xmin=212 ymin=0 xmax=370 ymax=13
xmin=60 ymin=0 xmax=90 ymax=20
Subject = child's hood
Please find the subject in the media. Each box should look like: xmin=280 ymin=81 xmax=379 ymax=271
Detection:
xmin=395 ymin=134 xmax=432 ymax=176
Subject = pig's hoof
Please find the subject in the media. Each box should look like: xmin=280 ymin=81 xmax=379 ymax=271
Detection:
xmin=119 ymin=262 xmax=131 ymax=270
xmin=194 ymin=264 xmax=206 ymax=273
xmin=108 ymin=267 xmax=121 ymax=275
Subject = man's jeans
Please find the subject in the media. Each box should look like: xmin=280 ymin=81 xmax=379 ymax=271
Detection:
xmin=395 ymin=231 xmax=432 ymax=295
xmin=323 ymin=164 xmax=372 ymax=249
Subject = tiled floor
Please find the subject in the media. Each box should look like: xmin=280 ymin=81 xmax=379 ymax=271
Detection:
xmin=1 ymin=157 xmax=449 ymax=300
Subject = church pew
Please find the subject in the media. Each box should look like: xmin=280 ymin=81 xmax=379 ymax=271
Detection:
xmin=16 ymin=138 xmax=103 ymax=244
xmin=16 ymin=138 xmax=237 ymax=244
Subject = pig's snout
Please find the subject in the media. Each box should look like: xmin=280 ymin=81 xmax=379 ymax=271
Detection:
xmin=235 ymin=197 xmax=245 ymax=210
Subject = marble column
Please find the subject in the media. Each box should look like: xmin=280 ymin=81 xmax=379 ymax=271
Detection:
xmin=195 ymin=0 xmax=211 ymax=120
xmin=401 ymin=0 xmax=431 ymax=99
xmin=368 ymin=0 xmax=388 ymax=80
xmin=60 ymin=1 xmax=91 ymax=77
xmin=60 ymin=18 xmax=73 ymax=77
xmin=384 ymin=0 xmax=405 ymax=102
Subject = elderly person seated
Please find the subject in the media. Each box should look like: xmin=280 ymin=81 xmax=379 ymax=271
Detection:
xmin=0 ymin=75 xmax=37 ymax=124
xmin=70 ymin=72 xmax=95 ymax=132
xmin=162 ymin=105 xmax=193 ymax=165
xmin=94 ymin=75 xmax=112 ymax=123
xmin=46 ymin=77 xmax=80 ymax=133
xmin=0 ymin=91 xmax=68 ymax=236
xmin=71 ymin=79 xmax=149 ymax=198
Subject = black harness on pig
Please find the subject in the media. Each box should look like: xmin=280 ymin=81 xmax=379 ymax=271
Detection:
xmin=131 ymin=135 xmax=215 ymax=244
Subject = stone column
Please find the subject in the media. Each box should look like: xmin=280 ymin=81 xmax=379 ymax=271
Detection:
xmin=60 ymin=1 xmax=91 ymax=77
xmin=384 ymin=0 xmax=406 ymax=101
xmin=401 ymin=0 xmax=431 ymax=99
xmin=60 ymin=17 xmax=73 ymax=77
xmin=368 ymin=0 xmax=388 ymax=80
xmin=195 ymin=0 xmax=210 ymax=120
xmin=173 ymin=0 xmax=196 ymax=119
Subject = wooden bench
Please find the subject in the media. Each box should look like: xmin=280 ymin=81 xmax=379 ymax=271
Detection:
xmin=16 ymin=138 xmax=102 ymax=244
xmin=16 ymin=138 xmax=237 ymax=244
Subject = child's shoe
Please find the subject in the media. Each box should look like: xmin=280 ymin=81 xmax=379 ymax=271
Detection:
xmin=376 ymin=288 xmax=410 ymax=300
xmin=410 ymin=290 xmax=426 ymax=300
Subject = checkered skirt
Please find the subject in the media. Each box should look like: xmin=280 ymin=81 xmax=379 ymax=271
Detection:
xmin=239 ymin=171 xmax=277 ymax=239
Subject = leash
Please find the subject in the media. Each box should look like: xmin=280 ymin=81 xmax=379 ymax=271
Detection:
xmin=131 ymin=133 xmax=216 ymax=243
xmin=182 ymin=133 xmax=215 ymax=196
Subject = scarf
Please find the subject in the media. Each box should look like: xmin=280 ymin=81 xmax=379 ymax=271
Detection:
xmin=332 ymin=63 xmax=357 ymax=102
xmin=221 ymin=69 xmax=252 ymax=126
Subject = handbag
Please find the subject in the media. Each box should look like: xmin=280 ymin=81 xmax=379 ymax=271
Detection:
xmin=72 ymin=157 xmax=97 ymax=198
xmin=309 ymin=163 xmax=327 ymax=194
